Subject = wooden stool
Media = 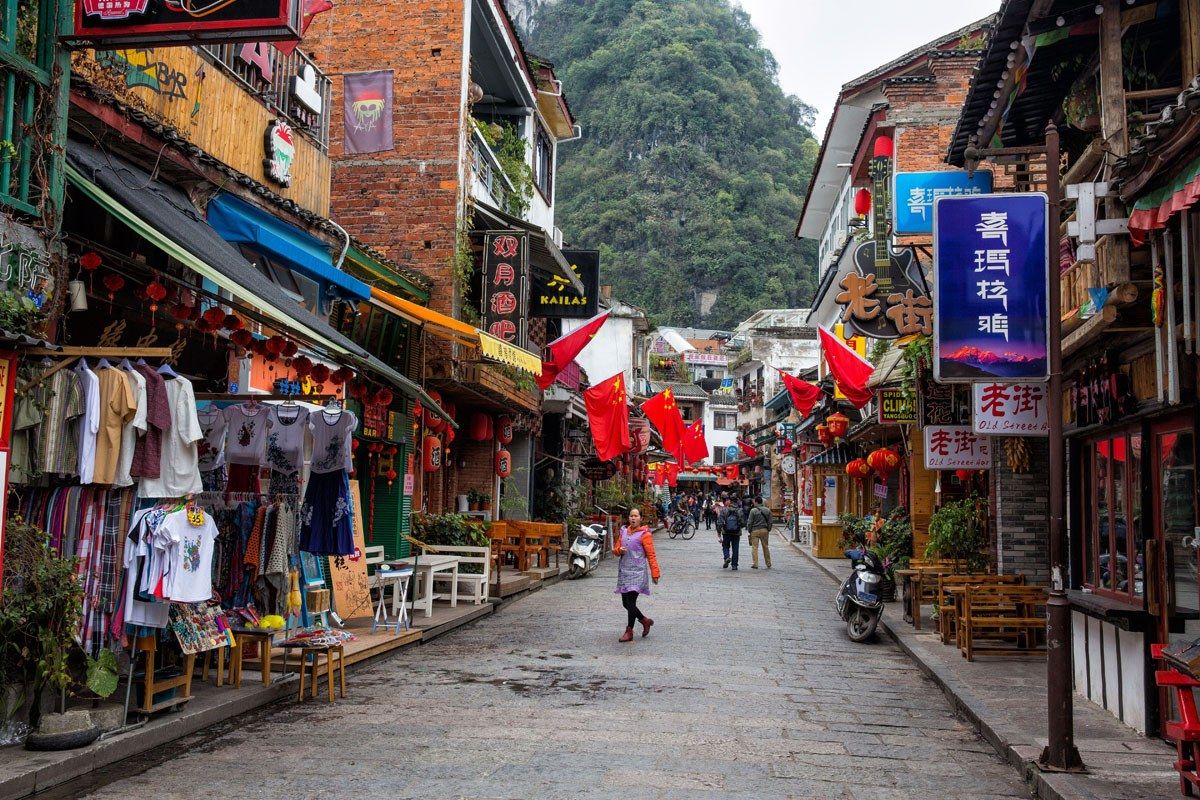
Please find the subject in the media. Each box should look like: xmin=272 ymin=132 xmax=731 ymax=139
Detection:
xmin=296 ymin=644 xmax=346 ymax=703
xmin=200 ymin=644 xmax=230 ymax=687
xmin=230 ymin=630 xmax=276 ymax=688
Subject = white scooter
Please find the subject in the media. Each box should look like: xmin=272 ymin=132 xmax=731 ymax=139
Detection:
xmin=567 ymin=522 xmax=606 ymax=579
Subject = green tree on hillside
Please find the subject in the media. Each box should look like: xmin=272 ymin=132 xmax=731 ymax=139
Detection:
xmin=530 ymin=0 xmax=819 ymax=328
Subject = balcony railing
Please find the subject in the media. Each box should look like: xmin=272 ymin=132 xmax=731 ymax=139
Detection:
xmin=200 ymin=44 xmax=331 ymax=151
xmin=469 ymin=126 xmax=514 ymax=213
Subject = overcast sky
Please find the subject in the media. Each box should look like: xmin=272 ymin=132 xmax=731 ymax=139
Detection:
xmin=735 ymin=0 xmax=1002 ymax=135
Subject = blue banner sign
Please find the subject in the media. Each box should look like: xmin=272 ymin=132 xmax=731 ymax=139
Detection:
xmin=933 ymin=193 xmax=1049 ymax=383
xmin=894 ymin=170 xmax=993 ymax=235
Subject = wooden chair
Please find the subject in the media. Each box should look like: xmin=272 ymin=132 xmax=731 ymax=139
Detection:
xmin=959 ymin=584 xmax=1047 ymax=661
xmin=937 ymin=574 xmax=1024 ymax=644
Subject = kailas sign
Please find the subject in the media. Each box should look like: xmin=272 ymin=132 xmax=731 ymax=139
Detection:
xmin=75 ymin=0 xmax=301 ymax=45
xmin=481 ymin=231 xmax=529 ymax=347
xmin=894 ymin=170 xmax=993 ymax=235
xmin=923 ymin=425 xmax=991 ymax=470
xmin=933 ymin=193 xmax=1049 ymax=383
xmin=877 ymin=388 xmax=915 ymax=424
xmin=972 ymin=382 xmax=1048 ymax=436
xmin=531 ymin=249 xmax=599 ymax=318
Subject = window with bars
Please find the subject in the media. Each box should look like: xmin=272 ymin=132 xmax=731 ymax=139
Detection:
xmin=0 ymin=0 xmax=69 ymax=220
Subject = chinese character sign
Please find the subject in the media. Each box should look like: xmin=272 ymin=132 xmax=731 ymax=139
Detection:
xmin=923 ymin=425 xmax=991 ymax=470
xmin=972 ymin=382 xmax=1048 ymax=436
xmin=481 ymin=231 xmax=529 ymax=347
xmin=893 ymin=170 xmax=994 ymax=235
xmin=933 ymin=194 xmax=1049 ymax=383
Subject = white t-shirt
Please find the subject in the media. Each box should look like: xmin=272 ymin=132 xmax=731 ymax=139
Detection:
xmin=76 ymin=363 xmax=100 ymax=484
xmin=157 ymin=510 xmax=217 ymax=603
xmin=123 ymin=508 xmax=170 ymax=628
xmin=266 ymin=404 xmax=309 ymax=474
xmin=113 ymin=368 xmax=148 ymax=488
xmin=196 ymin=405 xmax=228 ymax=472
xmin=309 ymin=409 xmax=357 ymax=474
xmin=139 ymin=377 xmax=203 ymax=498
xmin=223 ymin=404 xmax=272 ymax=466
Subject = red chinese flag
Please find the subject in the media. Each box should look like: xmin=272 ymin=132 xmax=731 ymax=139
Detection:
xmin=777 ymin=368 xmax=824 ymax=417
xmin=818 ymin=326 xmax=875 ymax=408
xmin=665 ymin=462 xmax=680 ymax=487
xmin=641 ymin=388 xmax=687 ymax=461
xmin=583 ymin=373 xmax=631 ymax=462
xmin=737 ymin=440 xmax=759 ymax=459
xmin=682 ymin=419 xmax=709 ymax=464
xmin=536 ymin=311 xmax=610 ymax=389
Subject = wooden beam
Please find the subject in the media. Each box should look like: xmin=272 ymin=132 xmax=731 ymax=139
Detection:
xmin=1099 ymin=0 xmax=1128 ymax=161
xmin=1182 ymin=0 xmax=1200 ymax=78
xmin=1063 ymin=140 xmax=1106 ymax=187
xmin=1063 ymin=305 xmax=1118 ymax=357
xmin=25 ymin=346 xmax=173 ymax=358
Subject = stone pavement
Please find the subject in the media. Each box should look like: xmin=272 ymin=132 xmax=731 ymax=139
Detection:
xmin=49 ymin=528 xmax=1029 ymax=800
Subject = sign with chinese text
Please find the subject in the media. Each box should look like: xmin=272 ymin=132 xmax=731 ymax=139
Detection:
xmin=683 ymin=351 xmax=728 ymax=365
xmin=873 ymin=483 xmax=889 ymax=499
xmin=359 ymin=401 xmax=396 ymax=441
xmin=894 ymin=170 xmax=993 ymax=235
xmin=481 ymin=231 xmax=529 ymax=348
xmin=933 ymin=193 xmax=1049 ymax=383
xmin=918 ymin=377 xmax=970 ymax=427
xmin=531 ymin=249 xmax=599 ymax=318
xmin=877 ymin=388 xmax=916 ymax=425
xmin=972 ymin=382 xmax=1049 ymax=436
xmin=923 ymin=425 xmax=991 ymax=470
xmin=75 ymin=0 xmax=301 ymax=45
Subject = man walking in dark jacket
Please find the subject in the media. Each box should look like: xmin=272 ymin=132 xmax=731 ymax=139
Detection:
xmin=719 ymin=500 xmax=744 ymax=570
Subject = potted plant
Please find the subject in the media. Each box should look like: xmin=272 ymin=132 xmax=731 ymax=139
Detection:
xmin=467 ymin=488 xmax=485 ymax=512
xmin=836 ymin=513 xmax=873 ymax=552
xmin=479 ymin=489 xmax=492 ymax=513
xmin=925 ymin=495 xmax=990 ymax=573
xmin=868 ymin=508 xmax=912 ymax=602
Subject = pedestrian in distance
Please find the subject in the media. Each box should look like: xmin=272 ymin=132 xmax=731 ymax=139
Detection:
xmin=747 ymin=495 xmax=773 ymax=569
xmin=702 ymin=493 xmax=716 ymax=530
xmin=719 ymin=500 xmax=743 ymax=570
xmin=613 ymin=507 xmax=660 ymax=642
xmin=689 ymin=494 xmax=701 ymax=526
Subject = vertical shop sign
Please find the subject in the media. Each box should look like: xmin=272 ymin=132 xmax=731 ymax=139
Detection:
xmin=972 ymin=382 xmax=1049 ymax=436
xmin=923 ymin=425 xmax=991 ymax=470
xmin=933 ymin=193 xmax=1049 ymax=383
xmin=894 ymin=170 xmax=993 ymax=235
xmin=918 ymin=376 xmax=970 ymax=427
xmin=481 ymin=231 xmax=529 ymax=348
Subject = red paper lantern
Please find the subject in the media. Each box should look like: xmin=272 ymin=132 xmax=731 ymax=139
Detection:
xmin=816 ymin=423 xmax=832 ymax=447
xmin=412 ymin=401 xmax=423 ymax=420
xmin=496 ymin=415 xmax=514 ymax=445
xmin=867 ymin=447 xmax=901 ymax=479
xmin=468 ymin=412 xmax=493 ymax=442
xmin=385 ymin=467 xmax=398 ymax=486
xmin=194 ymin=317 xmax=214 ymax=334
xmin=348 ymin=381 xmax=367 ymax=400
xmin=79 ymin=252 xmax=102 ymax=271
xmin=293 ymin=356 xmax=313 ymax=377
xmin=231 ymin=329 xmax=253 ymax=348
xmin=372 ymin=387 xmax=393 ymax=407
xmin=310 ymin=364 xmax=330 ymax=384
xmin=854 ymin=187 xmax=872 ymax=216
xmin=102 ymin=273 xmax=125 ymax=296
xmin=846 ymin=458 xmax=872 ymax=480
xmin=329 ymin=367 xmax=351 ymax=386
xmin=826 ymin=412 xmax=849 ymax=440
xmin=425 ymin=391 xmax=446 ymax=432
xmin=222 ymin=313 xmax=243 ymax=331
xmin=145 ymin=279 xmax=167 ymax=303
xmin=495 ymin=449 xmax=512 ymax=478
xmin=873 ymin=134 xmax=894 ymax=159
xmin=281 ymin=340 xmax=299 ymax=358
xmin=351 ymin=438 xmax=360 ymax=452
xmin=422 ymin=435 xmax=443 ymax=472
xmin=265 ymin=335 xmax=286 ymax=354
xmin=386 ymin=445 xmax=398 ymax=456
xmin=955 ymin=469 xmax=976 ymax=483
xmin=202 ymin=306 xmax=226 ymax=327
xmin=443 ymin=400 xmax=457 ymax=421
xmin=445 ymin=427 xmax=456 ymax=445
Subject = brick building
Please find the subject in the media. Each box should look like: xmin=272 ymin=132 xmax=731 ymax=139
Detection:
xmin=306 ymin=0 xmax=580 ymax=517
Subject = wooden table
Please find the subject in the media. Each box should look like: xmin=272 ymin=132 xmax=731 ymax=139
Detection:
xmin=896 ymin=568 xmax=954 ymax=630
xmin=229 ymin=628 xmax=280 ymax=688
xmin=386 ymin=555 xmax=460 ymax=617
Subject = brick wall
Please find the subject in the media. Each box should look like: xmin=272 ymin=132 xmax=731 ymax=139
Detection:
xmin=991 ymin=438 xmax=1051 ymax=586
xmin=884 ymin=53 xmax=979 ymax=176
xmin=305 ymin=0 xmax=467 ymax=316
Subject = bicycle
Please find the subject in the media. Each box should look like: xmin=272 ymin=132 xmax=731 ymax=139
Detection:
xmin=668 ymin=513 xmax=696 ymax=540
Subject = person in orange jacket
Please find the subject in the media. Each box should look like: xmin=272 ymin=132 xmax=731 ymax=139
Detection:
xmin=613 ymin=507 xmax=661 ymax=642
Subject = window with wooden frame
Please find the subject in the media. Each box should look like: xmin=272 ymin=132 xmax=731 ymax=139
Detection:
xmin=532 ymin=120 xmax=553 ymax=202
xmin=1082 ymin=429 xmax=1144 ymax=602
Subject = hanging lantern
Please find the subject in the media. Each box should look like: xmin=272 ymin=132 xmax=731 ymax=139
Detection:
xmin=425 ymin=390 xmax=446 ymax=432
xmin=222 ymin=313 xmax=244 ymax=331
xmin=443 ymin=400 xmax=457 ymax=422
xmin=854 ymin=187 xmax=872 ymax=216
xmin=351 ymin=438 xmax=360 ymax=452
xmin=329 ymin=367 xmax=351 ymax=386
xmin=311 ymin=364 xmax=330 ymax=385
xmin=231 ymin=329 xmax=254 ymax=349
xmin=348 ymin=381 xmax=367 ymax=400
xmin=826 ymin=412 xmax=849 ymax=440
xmin=468 ymin=412 xmax=493 ymax=442
xmin=282 ymin=340 xmax=298 ymax=358
xmin=385 ymin=467 xmax=398 ymax=486
xmin=495 ymin=449 xmax=512 ymax=478
xmin=292 ymin=355 xmax=313 ymax=377
xmin=265 ymin=335 xmax=286 ymax=355
xmin=954 ymin=468 xmax=975 ymax=482
xmin=873 ymin=134 xmax=894 ymax=158
xmin=386 ymin=445 xmax=398 ymax=457
xmin=867 ymin=447 xmax=901 ymax=479
xmin=816 ymin=423 xmax=832 ymax=447
xmin=79 ymin=252 xmax=102 ymax=272
xmin=202 ymin=306 xmax=226 ymax=327
xmin=445 ymin=427 xmax=456 ymax=445
xmin=102 ymin=274 xmax=125 ymax=303
xmin=422 ymin=435 xmax=443 ymax=472
xmin=145 ymin=279 xmax=167 ymax=317
xmin=846 ymin=458 xmax=872 ymax=480
xmin=496 ymin=415 xmax=515 ymax=445
xmin=413 ymin=401 xmax=423 ymax=421
xmin=372 ymin=387 xmax=393 ymax=407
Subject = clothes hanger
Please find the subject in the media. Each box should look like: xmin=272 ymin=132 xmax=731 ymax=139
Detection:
xmin=76 ymin=357 xmax=89 ymax=371
xmin=157 ymin=362 xmax=178 ymax=378
xmin=135 ymin=358 xmax=147 ymax=366
xmin=96 ymin=357 xmax=112 ymax=369
xmin=119 ymin=358 xmax=134 ymax=371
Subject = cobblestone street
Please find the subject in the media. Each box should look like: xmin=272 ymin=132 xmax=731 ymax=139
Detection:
xmin=61 ymin=530 xmax=1030 ymax=799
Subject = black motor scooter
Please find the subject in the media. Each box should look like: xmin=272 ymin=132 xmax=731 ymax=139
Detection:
xmin=834 ymin=539 xmax=885 ymax=642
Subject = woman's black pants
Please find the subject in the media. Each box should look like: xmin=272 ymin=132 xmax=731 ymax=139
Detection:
xmin=621 ymin=591 xmax=644 ymax=628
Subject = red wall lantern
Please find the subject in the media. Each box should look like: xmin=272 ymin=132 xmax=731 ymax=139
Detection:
xmin=873 ymin=134 xmax=894 ymax=159
xmin=846 ymin=458 xmax=872 ymax=480
xmin=816 ymin=423 xmax=832 ymax=447
xmin=826 ymin=412 xmax=849 ymax=440
xmin=425 ymin=390 xmax=446 ymax=432
xmin=495 ymin=449 xmax=512 ymax=478
xmin=468 ymin=412 xmax=493 ymax=442
xmin=496 ymin=415 xmax=515 ymax=445
xmin=867 ymin=447 xmax=900 ymax=479
xmin=854 ymin=187 xmax=872 ymax=216
xmin=422 ymin=435 xmax=443 ymax=472
xmin=955 ymin=468 xmax=977 ymax=483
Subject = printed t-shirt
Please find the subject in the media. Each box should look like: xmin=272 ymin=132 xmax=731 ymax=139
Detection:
xmin=223 ymin=404 xmax=272 ymax=465
xmin=265 ymin=405 xmax=309 ymax=475
xmin=196 ymin=405 xmax=228 ymax=472
xmin=157 ymin=510 xmax=218 ymax=603
xmin=309 ymin=409 xmax=357 ymax=474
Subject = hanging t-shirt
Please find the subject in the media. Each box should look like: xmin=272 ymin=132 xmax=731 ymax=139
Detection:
xmin=265 ymin=405 xmax=309 ymax=475
xmin=196 ymin=405 xmax=228 ymax=472
xmin=223 ymin=404 xmax=272 ymax=466
xmin=40 ymin=369 xmax=83 ymax=476
xmin=132 ymin=365 xmax=171 ymax=480
xmin=123 ymin=509 xmax=170 ymax=629
xmin=92 ymin=366 xmax=137 ymax=485
xmin=76 ymin=362 xmax=101 ymax=485
xmin=113 ymin=368 xmax=147 ymax=488
xmin=309 ymin=409 xmax=357 ymax=474
xmin=139 ymin=376 xmax=203 ymax=498
xmin=157 ymin=509 xmax=218 ymax=603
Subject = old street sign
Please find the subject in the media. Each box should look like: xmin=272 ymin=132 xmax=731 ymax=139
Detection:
xmin=481 ymin=231 xmax=529 ymax=347
xmin=923 ymin=425 xmax=991 ymax=470
xmin=877 ymin=388 xmax=915 ymax=424
xmin=972 ymin=382 xmax=1049 ymax=436
xmin=532 ymin=249 xmax=599 ymax=318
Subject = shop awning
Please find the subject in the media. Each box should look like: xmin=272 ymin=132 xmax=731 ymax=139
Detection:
xmin=370 ymin=287 xmax=480 ymax=347
xmin=207 ymin=193 xmax=371 ymax=302
xmin=479 ymin=332 xmax=542 ymax=375
xmin=472 ymin=202 xmax=585 ymax=294
xmin=804 ymin=442 xmax=861 ymax=466
xmin=63 ymin=143 xmax=457 ymax=426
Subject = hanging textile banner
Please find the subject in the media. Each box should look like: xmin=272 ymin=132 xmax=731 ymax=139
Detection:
xmin=343 ymin=71 xmax=395 ymax=155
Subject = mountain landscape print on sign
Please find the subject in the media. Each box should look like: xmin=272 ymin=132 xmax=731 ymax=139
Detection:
xmin=939 ymin=343 xmax=1047 ymax=380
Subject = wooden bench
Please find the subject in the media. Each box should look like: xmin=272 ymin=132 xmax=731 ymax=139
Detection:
xmin=937 ymin=574 xmax=1024 ymax=644
xmin=959 ymin=584 xmax=1047 ymax=661
xmin=897 ymin=562 xmax=964 ymax=629
xmin=420 ymin=544 xmax=492 ymax=605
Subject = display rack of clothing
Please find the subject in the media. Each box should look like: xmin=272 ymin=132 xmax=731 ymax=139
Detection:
xmin=300 ymin=404 xmax=357 ymax=556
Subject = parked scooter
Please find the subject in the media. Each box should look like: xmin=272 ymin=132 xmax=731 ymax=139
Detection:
xmin=567 ymin=522 xmax=606 ymax=579
xmin=835 ymin=539 xmax=885 ymax=642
